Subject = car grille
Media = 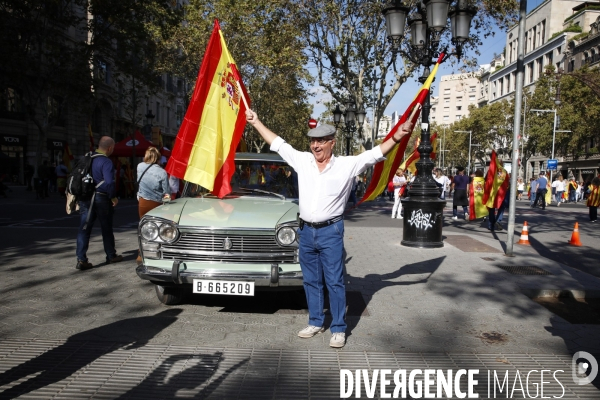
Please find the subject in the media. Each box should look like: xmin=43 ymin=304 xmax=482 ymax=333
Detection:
xmin=160 ymin=231 xmax=297 ymax=263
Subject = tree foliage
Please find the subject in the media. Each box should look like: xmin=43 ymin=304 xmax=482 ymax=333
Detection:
xmin=300 ymin=0 xmax=518 ymax=149
xmin=0 ymin=0 xmax=181 ymax=169
xmin=162 ymin=0 xmax=313 ymax=152
xmin=528 ymin=66 xmax=600 ymax=159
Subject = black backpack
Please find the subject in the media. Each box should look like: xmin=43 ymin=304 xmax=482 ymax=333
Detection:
xmin=67 ymin=152 xmax=106 ymax=200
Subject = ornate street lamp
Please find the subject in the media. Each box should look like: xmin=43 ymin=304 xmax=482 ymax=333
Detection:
xmin=333 ymin=99 xmax=366 ymax=156
xmin=382 ymin=0 xmax=476 ymax=248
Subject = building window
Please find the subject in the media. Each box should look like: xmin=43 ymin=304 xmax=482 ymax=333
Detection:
xmin=155 ymin=101 xmax=160 ymax=122
xmin=94 ymin=58 xmax=110 ymax=85
xmin=176 ymin=105 xmax=183 ymax=126
xmin=537 ymin=57 xmax=543 ymax=79
xmin=541 ymin=20 xmax=546 ymax=45
xmin=456 ymin=96 xmax=462 ymax=103
xmin=456 ymin=106 xmax=462 ymax=111
xmin=456 ymin=115 xmax=462 ymax=120
xmin=443 ymin=115 xmax=449 ymax=121
xmin=557 ymin=46 xmax=561 ymax=55
xmin=469 ymin=86 xmax=476 ymax=92
xmin=546 ymin=51 xmax=553 ymax=66
xmin=568 ymin=59 xmax=574 ymax=72
xmin=444 ymin=98 xmax=450 ymax=104
xmin=444 ymin=89 xmax=451 ymax=95
xmin=499 ymin=78 xmax=503 ymax=96
xmin=166 ymin=106 xmax=170 ymax=127
xmin=528 ymin=63 xmax=534 ymax=83
xmin=469 ymin=95 xmax=476 ymax=101
xmin=584 ymin=52 xmax=590 ymax=65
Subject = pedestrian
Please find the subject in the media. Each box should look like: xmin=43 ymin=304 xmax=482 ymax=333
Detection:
xmin=75 ymin=136 xmax=123 ymax=270
xmin=489 ymin=184 xmax=510 ymax=231
xmin=451 ymin=166 xmax=469 ymax=220
xmin=576 ymin=181 xmax=583 ymax=203
xmin=49 ymin=162 xmax=57 ymax=193
xmin=532 ymin=171 xmax=548 ymax=210
xmin=517 ymin=177 xmax=524 ymax=200
xmin=137 ymin=147 xmax=171 ymax=265
xmin=586 ymin=177 xmax=600 ymax=222
xmin=391 ymin=167 xmax=407 ymax=219
xmin=434 ymin=168 xmax=450 ymax=200
xmin=246 ymin=108 xmax=413 ymax=348
xmin=551 ymin=175 xmax=565 ymax=206
xmin=568 ymin=178 xmax=578 ymax=203
xmin=529 ymin=177 xmax=538 ymax=206
xmin=55 ymin=160 xmax=69 ymax=197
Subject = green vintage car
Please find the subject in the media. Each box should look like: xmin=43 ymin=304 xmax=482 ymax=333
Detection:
xmin=136 ymin=153 xmax=302 ymax=305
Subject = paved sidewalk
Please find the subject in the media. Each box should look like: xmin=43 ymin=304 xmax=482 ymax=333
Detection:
xmin=1 ymin=193 xmax=599 ymax=398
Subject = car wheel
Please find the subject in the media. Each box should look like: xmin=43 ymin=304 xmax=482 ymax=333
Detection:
xmin=155 ymin=284 xmax=184 ymax=305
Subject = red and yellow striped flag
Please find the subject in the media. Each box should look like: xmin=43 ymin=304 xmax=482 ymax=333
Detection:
xmin=360 ymin=54 xmax=444 ymax=203
xmin=166 ymin=20 xmax=250 ymax=198
xmin=399 ymin=134 xmax=437 ymax=175
xmin=483 ymin=150 xmax=509 ymax=209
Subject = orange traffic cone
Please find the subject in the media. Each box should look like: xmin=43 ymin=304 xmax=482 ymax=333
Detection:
xmin=517 ymin=221 xmax=531 ymax=245
xmin=568 ymin=222 xmax=582 ymax=246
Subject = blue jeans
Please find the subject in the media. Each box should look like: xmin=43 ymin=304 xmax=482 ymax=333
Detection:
xmin=298 ymin=220 xmax=346 ymax=333
xmin=76 ymin=195 xmax=117 ymax=262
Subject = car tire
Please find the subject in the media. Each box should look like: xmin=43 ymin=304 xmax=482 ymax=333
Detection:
xmin=155 ymin=284 xmax=184 ymax=305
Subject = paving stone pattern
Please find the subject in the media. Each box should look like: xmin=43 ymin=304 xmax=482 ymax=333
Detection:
xmin=1 ymin=218 xmax=600 ymax=397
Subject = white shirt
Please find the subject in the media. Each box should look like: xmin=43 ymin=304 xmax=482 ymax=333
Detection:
xmin=271 ymin=136 xmax=384 ymax=223
xmin=393 ymin=175 xmax=406 ymax=194
xmin=552 ymin=180 xmax=565 ymax=191
xmin=434 ymin=175 xmax=450 ymax=193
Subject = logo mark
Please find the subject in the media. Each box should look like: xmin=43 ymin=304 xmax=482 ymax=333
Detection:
xmin=222 ymin=237 xmax=232 ymax=250
xmin=572 ymin=351 xmax=598 ymax=385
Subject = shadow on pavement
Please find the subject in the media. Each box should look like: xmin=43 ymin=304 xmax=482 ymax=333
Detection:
xmin=0 ymin=309 xmax=182 ymax=399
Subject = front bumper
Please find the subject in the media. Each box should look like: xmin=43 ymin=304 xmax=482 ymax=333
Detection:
xmin=136 ymin=262 xmax=303 ymax=287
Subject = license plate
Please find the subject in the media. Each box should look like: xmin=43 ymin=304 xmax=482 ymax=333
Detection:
xmin=192 ymin=279 xmax=255 ymax=296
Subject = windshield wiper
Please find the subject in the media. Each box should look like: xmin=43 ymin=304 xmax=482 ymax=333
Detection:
xmin=238 ymin=188 xmax=285 ymax=200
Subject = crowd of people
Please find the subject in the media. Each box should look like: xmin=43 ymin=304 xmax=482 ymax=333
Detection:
xmin=381 ymin=166 xmax=600 ymax=226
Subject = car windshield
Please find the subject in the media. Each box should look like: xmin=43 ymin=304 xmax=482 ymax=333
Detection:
xmin=182 ymin=159 xmax=299 ymax=199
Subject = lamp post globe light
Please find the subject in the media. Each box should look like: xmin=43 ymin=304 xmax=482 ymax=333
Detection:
xmin=333 ymin=99 xmax=366 ymax=156
xmin=382 ymin=0 xmax=476 ymax=248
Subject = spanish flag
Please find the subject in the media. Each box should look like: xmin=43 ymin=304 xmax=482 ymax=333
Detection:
xmin=483 ymin=150 xmax=509 ymax=209
xmin=469 ymin=176 xmax=487 ymax=220
xmin=166 ymin=20 xmax=250 ymax=198
xmin=359 ymin=54 xmax=444 ymax=203
xmin=400 ymin=133 xmax=438 ymax=175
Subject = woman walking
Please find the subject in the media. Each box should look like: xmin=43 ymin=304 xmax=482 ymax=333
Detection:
xmin=391 ymin=167 xmax=407 ymax=219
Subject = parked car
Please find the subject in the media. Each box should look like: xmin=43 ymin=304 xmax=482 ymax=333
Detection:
xmin=136 ymin=153 xmax=302 ymax=305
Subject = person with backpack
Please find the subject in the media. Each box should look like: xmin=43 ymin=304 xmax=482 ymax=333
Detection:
xmin=74 ymin=136 xmax=123 ymax=270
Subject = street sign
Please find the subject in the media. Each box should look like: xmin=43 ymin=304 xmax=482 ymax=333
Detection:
xmin=547 ymin=159 xmax=558 ymax=170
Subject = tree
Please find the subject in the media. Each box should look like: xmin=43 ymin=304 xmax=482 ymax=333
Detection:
xmin=0 ymin=0 xmax=182 ymax=172
xmin=300 ymin=0 xmax=518 ymax=149
xmin=161 ymin=0 xmax=314 ymax=153
xmin=528 ymin=66 xmax=600 ymax=159
xmin=0 ymin=0 xmax=91 ymax=173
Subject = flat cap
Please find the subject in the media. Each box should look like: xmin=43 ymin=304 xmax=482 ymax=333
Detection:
xmin=307 ymin=124 xmax=336 ymax=138
xmin=456 ymin=166 xmax=465 ymax=172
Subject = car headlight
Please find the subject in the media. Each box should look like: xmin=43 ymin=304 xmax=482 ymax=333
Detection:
xmin=276 ymin=226 xmax=297 ymax=246
xmin=159 ymin=222 xmax=178 ymax=242
xmin=141 ymin=222 xmax=159 ymax=240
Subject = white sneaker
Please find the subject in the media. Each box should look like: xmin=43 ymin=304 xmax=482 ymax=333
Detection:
xmin=452 ymin=216 xmax=458 ymax=220
xmin=398 ymin=216 xmax=403 ymax=219
xmin=391 ymin=215 xmax=396 ymax=219
xmin=298 ymin=325 xmax=325 ymax=338
xmin=330 ymin=332 xmax=346 ymax=348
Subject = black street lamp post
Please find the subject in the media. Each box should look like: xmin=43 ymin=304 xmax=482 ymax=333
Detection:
xmin=333 ymin=99 xmax=366 ymax=156
xmin=382 ymin=0 xmax=475 ymax=248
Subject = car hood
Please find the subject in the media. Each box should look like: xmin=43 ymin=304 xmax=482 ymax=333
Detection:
xmin=153 ymin=197 xmax=299 ymax=229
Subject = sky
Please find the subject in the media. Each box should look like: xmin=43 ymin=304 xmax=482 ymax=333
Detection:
xmin=308 ymin=0 xmax=548 ymax=120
